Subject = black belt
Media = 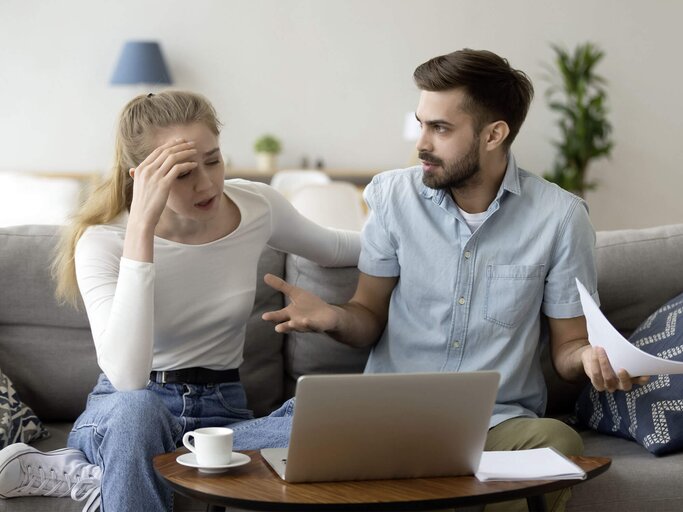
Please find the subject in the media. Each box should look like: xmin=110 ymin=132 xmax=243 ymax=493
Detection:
xmin=149 ymin=367 xmax=240 ymax=385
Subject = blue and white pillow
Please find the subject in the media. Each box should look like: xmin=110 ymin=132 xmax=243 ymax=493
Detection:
xmin=575 ymin=291 xmax=683 ymax=455
xmin=0 ymin=368 xmax=49 ymax=449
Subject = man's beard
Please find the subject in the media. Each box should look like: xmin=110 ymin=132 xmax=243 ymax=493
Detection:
xmin=420 ymin=136 xmax=481 ymax=190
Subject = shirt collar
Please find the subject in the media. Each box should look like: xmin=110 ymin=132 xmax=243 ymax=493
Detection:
xmin=500 ymin=151 xmax=521 ymax=196
xmin=419 ymin=151 xmax=522 ymax=202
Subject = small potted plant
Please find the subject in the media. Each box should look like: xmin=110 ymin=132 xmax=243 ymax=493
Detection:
xmin=254 ymin=134 xmax=282 ymax=173
xmin=543 ymin=42 xmax=613 ymax=197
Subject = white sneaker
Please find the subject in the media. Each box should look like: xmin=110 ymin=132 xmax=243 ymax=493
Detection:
xmin=0 ymin=442 xmax=101 ymax=511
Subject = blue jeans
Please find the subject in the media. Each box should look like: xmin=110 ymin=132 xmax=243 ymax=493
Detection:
xmin=232 ymin=397 xmax=295 ymax=450
xmin=68 ymin=374 xmax=253 ymax=512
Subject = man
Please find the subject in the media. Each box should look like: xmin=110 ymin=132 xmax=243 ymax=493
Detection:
xmin=262 ymin=49 xmax=645 ymax=512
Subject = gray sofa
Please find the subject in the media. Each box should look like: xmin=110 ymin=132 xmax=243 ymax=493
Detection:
xmin=1 ymin=223 xmax=683 ymax=512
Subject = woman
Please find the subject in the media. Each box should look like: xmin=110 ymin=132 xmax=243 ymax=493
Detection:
xmin=0 ymin=91 xmax=359 ymax=512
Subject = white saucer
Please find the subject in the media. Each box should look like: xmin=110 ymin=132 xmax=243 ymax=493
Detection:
xmin=176 ymin=452 xmax=251 ymax=474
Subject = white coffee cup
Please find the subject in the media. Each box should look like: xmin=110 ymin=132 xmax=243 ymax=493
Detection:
xmin=182 ymin=427 xmax=234 ymax=467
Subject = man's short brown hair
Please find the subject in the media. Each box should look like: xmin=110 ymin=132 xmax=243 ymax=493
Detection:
xmin=413 ymin=49 xmax=534 ymax=147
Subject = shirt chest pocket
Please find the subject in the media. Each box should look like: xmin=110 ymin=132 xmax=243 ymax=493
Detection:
xmin=484 ymin=264 xmax=545 ymax=328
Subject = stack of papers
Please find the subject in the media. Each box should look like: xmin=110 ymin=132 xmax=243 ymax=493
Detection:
xmin=475 ymin=448 xmax=586 ymax=482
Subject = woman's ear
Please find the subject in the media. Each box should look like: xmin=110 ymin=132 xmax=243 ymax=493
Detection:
xmin=129 ymin=168 xmax=135 ymax=179
xmin=484 ymin=121 xmax=510 ymax=150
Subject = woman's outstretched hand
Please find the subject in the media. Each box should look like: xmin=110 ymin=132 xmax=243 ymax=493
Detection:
xmin=261 ymin=273 xmax=341 ymax=334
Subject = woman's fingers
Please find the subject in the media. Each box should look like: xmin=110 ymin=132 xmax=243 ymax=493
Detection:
xmin=137 ymin=138 xmax=186 ymax=169
xmin=155 ymin=146 xmax=197 ymax=175
xmin=150 ymin=146 xmax=197 ymax=178
xmin=164 ymin=161 xmax=198 ymax=180
xmin=135 ymin=139 xmax=196 ymax=179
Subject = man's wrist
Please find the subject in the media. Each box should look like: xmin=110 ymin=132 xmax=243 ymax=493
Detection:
xmin=576 ymin=343 xmax=593 ymax=378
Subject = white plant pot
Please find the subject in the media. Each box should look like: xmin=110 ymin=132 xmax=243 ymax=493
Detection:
xmin=256 ymin=153 xmax=277 ymax=173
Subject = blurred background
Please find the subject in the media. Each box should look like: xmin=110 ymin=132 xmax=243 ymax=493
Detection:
xmin=1 ymin=0 xmax=681 ymax=230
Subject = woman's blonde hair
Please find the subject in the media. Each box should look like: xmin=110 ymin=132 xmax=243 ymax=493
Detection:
xmin=53 ymin=90 xmax=222 ymax=306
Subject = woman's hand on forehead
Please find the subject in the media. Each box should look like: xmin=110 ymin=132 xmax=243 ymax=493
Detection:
xmin=127 ymin=138 xmax=198 ymax=228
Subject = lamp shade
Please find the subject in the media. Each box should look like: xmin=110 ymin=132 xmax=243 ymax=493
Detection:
xmin=110 ymin=41 xmax=172 ymax=85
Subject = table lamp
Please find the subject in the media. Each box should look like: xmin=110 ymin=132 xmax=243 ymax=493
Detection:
xmin=110 ymin=41 xmax=172 ymax=85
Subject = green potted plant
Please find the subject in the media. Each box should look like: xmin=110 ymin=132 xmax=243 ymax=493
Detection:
xmin=543 ymin=42 xmax=613 ymax=197
xmin=253 ymin=134 xmax=282 ymax=173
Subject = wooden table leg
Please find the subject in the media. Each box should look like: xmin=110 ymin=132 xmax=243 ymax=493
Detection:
xmin=526 ymin=494 xmax=548 ymax=512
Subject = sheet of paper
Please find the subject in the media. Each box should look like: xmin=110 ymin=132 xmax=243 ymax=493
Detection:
xmin=576 ymin=278 xmax=683 ymax=376
xmin=475 ymin=448 xmax=586 ymax=481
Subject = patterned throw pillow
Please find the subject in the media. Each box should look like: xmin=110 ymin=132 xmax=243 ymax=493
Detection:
xmin=575 ymin=291 xmax=683 ymax=456
xmin=0 ymin=368 xmax=49 ymax=449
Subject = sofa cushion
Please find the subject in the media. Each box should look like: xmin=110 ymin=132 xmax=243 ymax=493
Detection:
xmin=241 ymin=247 xmax=286 ymax=417
xmin=571 ymin=429 xmax=683 ymax=512
xmin=0 ymin=225 xmax=98 ymax=422
xmin=283 ymin=255 xmax=370 ymax=395
xmin=0 ymin=225 xmax=89 ymax=328
xmin=575 ymin=290 xmax=683 ymax=455
xmin=595 ymin=224 xmax=683 ymax=336
xmin=0 ymin=368 xmax=49 ymax=448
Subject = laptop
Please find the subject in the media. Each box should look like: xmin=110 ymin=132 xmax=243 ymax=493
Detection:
xmin=261 ymin=371 xmax=500 ymax=483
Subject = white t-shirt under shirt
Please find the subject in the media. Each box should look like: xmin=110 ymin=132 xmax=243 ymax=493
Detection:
xmin=75 ymin=179 xmax=361 ymax=391
xmin=456 ymin=205 xmax=488 ymax=234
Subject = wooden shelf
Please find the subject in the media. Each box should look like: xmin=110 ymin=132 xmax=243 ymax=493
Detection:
xmin=21 ymin=168 xmax=378 ymax=188
xmin=27 ymin=171 xmax=101 ymax=183
xmin=226 ymin=168 xmax=376 ymax=186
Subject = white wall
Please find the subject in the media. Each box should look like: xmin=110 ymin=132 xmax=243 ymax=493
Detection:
xmin=1 ymin=0 xmax=681 ymax=230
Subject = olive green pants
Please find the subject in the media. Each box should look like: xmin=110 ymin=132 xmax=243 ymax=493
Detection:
xmin=482 ymin=417 xmax=584 ymax=512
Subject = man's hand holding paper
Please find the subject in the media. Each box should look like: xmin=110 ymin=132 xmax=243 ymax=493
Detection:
xmin=576 ymin=278 xmax=683 ymax=385
xmin=580 ymin=345 xmax=650 ymax=392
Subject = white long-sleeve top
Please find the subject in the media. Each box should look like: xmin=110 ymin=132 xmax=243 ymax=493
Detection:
xmin=75 ymin=180 xmax=360 ymax=391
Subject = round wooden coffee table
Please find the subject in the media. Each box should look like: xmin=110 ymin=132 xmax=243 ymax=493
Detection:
xmin=154 ymin=449 xmax=610 ymax=512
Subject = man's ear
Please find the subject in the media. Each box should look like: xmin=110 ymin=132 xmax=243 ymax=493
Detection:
xmin=484 ymin=121 xmax=510 ymax=150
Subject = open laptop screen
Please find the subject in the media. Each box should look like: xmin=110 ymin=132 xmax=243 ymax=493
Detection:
xmin=262 ymin=371 xmax=500 ymax=483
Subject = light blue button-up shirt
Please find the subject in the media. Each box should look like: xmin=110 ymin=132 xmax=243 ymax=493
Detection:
xmin=359 ymin=154 xmax=598 ymax=427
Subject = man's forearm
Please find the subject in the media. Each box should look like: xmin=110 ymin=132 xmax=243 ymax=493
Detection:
xmin=548 ymin=316 xmax=593 ymax=382
xmin=326 ymin=301 xmax=386 ymax=349
xmin=553 ymin=339 xmax=591 ymax=382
